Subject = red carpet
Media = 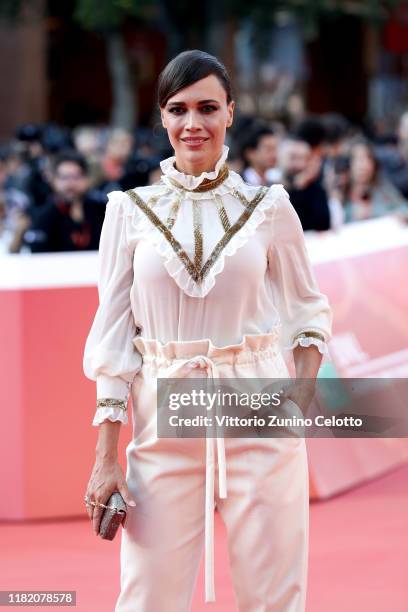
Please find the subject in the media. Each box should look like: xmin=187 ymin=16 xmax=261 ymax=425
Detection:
xmin=1 ymin=463 xmax=407 ymax=611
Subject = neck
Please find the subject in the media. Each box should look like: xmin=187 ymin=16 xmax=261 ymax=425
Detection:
xmin=174 ymin=153 xmax=222 ymax=177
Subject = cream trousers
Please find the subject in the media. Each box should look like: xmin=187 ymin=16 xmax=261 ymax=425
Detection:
xmin=115 ymin=328 xmax=309 ymax=612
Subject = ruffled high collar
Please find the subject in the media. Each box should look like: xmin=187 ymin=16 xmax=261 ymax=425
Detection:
xmin=160 ymin=144 xmax=229 ymax=190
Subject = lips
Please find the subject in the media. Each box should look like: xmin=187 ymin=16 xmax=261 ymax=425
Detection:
xmin=181 ymin=137 xmax=209 ymax=145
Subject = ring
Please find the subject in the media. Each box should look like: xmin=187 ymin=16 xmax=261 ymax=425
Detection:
xmin=86 ymin=500 xmax=108 ymax=509
xmin=84 ymin=495 xmax=96 ymax=507
xmin=84 ymin=495 xmax=117 ymax=511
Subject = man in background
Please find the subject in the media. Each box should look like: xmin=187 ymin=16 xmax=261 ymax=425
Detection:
xmin=279 ymin=136 xmax=331 ymax=231
xmin=22 ymin=150 xmax=105 ymax=253
xmin=239 ymin=123 xmax=282 ymax=186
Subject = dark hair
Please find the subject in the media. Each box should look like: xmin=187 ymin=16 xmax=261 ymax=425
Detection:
xmin=157 ymin=50 xmax=233 ymax=108
xmin=238 ymin=122 xmax=276 ymax=167
xmin=15 ymin=123 xmax=43 ymax=143
xmin=321 ymin=113 xmax=350 ymax=145
xmin=53 ymin=149 xmax=89 ymax=175
xmin=293 ymin=116 xmax=326 ymax=148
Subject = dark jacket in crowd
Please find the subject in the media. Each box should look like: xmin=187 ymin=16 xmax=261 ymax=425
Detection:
xmin=24 ymin=194 xmax=106 ymax=253
xmin=286 ymin=180 xmax=331 ymax=231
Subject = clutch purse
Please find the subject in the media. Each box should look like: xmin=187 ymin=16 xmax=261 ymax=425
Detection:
xmin=98 ymin=492 xmax=127 ymax=540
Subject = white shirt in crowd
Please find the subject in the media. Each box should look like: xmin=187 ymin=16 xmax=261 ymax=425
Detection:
xmin=242 ymin=165 xmax=283 ymax=187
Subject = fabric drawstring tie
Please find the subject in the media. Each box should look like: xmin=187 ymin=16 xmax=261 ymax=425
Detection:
xmin=164 ymin=355 xmax=226 ymax=603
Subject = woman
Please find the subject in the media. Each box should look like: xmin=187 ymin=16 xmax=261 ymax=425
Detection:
xmin=343 ymin=140 xmax=408 ymax=223
xmin=83 ymin=50 xmax=332 ymax=612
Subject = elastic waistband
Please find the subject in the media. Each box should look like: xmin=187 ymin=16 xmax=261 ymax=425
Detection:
xmin=132 ymin=327 xmax=282 ymax=366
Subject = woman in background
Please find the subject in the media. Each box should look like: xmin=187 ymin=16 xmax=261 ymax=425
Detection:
xmin=344 ymin=140 xmax=408 ymax=222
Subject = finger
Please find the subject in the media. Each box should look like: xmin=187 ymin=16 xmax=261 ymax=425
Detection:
xmin=84 ymin=493 xmax=94 ymax=520
xmin=87 ymin=503 xmax=94 ymax=521
xmin=85 ymin=504 xmax=92 ymax=520
xmin=92 ymin=505 xmax=103 ymax=535
xmin=118 ymin=484 xmax=136 ymax=507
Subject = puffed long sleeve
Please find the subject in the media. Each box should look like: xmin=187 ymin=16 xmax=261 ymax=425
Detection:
xmin=83 ymin=191 xmax=143 ymax=426
xmin=268 ymin=186 xmax=332 ymax=354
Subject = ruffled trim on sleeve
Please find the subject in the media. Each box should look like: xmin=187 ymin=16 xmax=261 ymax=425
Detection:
xmin=286 ymin=335 xmax=328 ymax=355
xmin=129 ymin=182 xmax=283 ymax=298
xmin=92 ymin=407 xmax=128 ymax=426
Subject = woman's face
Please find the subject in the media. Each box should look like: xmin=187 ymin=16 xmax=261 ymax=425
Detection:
xmin=350 ymin=145 xmax=376 ymax=184
xmin=160 ymin=74 xmax=235 ymax=175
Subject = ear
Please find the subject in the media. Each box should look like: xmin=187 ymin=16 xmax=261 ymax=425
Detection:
xmin=226 ymin=100 xmax=235 ymax=128
xmin=160 ymin=108 xmax=167 ymax=129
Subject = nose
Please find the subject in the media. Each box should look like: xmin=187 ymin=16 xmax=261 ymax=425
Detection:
xmin=185 ymin=111 xmax=201 ymax=130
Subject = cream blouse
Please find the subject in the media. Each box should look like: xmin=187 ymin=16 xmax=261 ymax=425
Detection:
xmin=83 ymin=145 xmax=332 ymax=425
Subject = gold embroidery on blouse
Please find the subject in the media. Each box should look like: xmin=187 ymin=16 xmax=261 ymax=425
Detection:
xmin=167 ymin=163 xmax=229 ymax=192
xmin=147 ymin=187 xmax=172 ymax=208
xmin=125 ymin=186 xmax=269 ymax=285
xmin=192 ymin=200 xmax=203 ymax=272
xmin=166 ymin=195 xmax=182 ymax=229
xmin=214 ymin=193 xmax=231 ymax=232
xmin=200 ymin=187 xmax=269 ymax=280
xmin=231 ymin=187 xmax=252 ymax=208
xmin=96 ymin=398 xmax=128 ymax=412
xmin=126 ymin=189 xmax=199 ymax=280
xmin=294 ymin=331 xmax=326 ymax=343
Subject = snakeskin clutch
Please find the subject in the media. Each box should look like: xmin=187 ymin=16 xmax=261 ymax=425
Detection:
xmin=98 ymin=492 xmax=127 ymax=540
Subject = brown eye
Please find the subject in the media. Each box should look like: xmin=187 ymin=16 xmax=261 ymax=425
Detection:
xmin=168 ymin=107 xmax=185 ymax=115
xmin=201 ymin=105 xmax=218 ymax=113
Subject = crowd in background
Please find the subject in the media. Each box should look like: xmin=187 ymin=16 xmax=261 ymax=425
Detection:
xmin=1 ymin=111 xmax=408 ymax=254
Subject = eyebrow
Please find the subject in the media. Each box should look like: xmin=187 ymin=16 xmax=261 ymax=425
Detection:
xmin=167 ymin=99 xmax=220 ymax=106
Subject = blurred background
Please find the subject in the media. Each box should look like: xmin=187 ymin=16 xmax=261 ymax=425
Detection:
xmin=1 ymin=0 xmax=408 ymax=251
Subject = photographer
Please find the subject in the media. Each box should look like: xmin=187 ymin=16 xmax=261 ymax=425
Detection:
xmin=23 ymin=150 xmax=105 ymax=253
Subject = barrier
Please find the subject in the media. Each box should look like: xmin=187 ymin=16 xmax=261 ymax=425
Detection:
xmin=1 ymin=216 xmax=407 ymax=517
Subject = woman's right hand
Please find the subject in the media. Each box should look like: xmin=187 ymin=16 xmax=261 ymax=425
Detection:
xmin=85 ymin=457 xmax=137 ymax=535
